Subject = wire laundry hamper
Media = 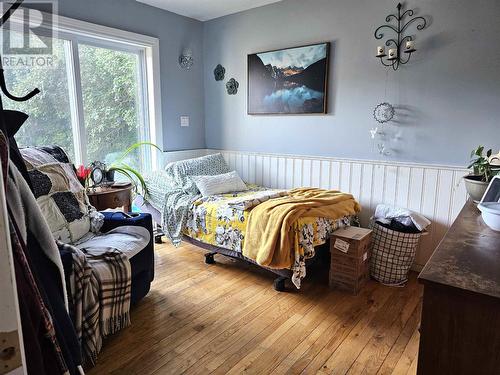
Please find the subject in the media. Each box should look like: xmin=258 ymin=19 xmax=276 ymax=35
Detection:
xmin=370 ymin=221 xmax=423 ymax=286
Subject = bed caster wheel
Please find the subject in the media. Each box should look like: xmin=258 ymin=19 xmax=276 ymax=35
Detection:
xmin=205 ymin=253 xmax=216 ymax=264
xmin=154 ymin=235 xmax=163 ymax=244
xmin=273 ymin=277 xmax=287 ymax=292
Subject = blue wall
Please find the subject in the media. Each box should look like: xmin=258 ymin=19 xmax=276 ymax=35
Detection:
xmin=203 ymin=0 xmax=500 ymax=166
xmin=32 ymin=0 xmax=206 ymax=152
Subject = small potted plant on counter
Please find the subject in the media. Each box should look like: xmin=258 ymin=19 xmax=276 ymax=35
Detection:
xmin=464 ymin=146 xmax=499 ymax=202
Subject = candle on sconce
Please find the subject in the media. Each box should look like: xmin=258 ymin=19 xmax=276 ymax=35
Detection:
xmin=405 ymin=40 xmax=415 ymax=51
xmin=388 ymin=48 xmax=397 ymax=59
xmin=376 ymin=46 xmax=385 ymax=56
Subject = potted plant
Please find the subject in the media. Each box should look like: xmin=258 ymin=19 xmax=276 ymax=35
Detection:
xmin=107 ymin=141 xmax=161 ymax=197
xmin=464 ymin=146 xmax=497 ymax=202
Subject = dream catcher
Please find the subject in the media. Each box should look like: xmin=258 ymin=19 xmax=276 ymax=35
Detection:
xmin=373 ymin=102 xmax=395 ymax=123
xmin=369 ymin=70 xmax=394 ymax=156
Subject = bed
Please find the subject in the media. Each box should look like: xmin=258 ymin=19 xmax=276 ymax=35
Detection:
xmin=135 ymin=153 xmax=359 ymax=291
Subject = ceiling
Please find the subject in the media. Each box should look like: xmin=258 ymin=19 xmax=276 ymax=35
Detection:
xmin=136 ymin=0 xmax=284 ymax=21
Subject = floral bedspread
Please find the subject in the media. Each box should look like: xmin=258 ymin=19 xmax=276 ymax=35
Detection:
xmin=184 ymin=185 xmax=353 ymax=288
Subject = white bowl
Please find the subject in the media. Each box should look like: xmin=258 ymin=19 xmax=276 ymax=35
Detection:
xmin=478 ymin=202 xmax=500 ymax=231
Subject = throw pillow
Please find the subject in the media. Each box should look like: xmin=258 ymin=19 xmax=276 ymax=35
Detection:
xmin=192 ymin=171 xmax=248 ymax=197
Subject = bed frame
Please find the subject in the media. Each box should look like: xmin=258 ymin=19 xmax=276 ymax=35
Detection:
xmin=133 ymin=195 xmax=318 ymax=292
xmin=181 ymin=235 xmax=291 ymax=291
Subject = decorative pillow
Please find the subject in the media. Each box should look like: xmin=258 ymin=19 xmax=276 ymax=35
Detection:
xmin=192 ymin=171 xmax=248 ymax=197
xmin=164 ymin=153 xmax=231 ymax=194
xmin=21 ymin=147 xmax=96 ymax=243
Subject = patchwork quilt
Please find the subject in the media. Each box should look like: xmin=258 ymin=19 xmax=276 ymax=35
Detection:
xmin=21 ymin=147 xmax=99 ymax=243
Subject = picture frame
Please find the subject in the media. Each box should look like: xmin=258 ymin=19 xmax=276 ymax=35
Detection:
xmin=247 ymin=42 xmax=330 ymax=115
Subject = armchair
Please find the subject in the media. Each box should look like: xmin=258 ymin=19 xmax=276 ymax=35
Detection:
xmin=100 ymin=211 xmax=154 ymax=304
xmin=21 ymin=146 xmax=155 ymax=305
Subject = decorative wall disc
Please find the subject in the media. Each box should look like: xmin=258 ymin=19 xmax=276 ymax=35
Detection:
xmin=214 ymin=64 xmax=225 ymax=81
xmin=373 ymin=102 xmax=395 ymax=123
xmin=226 ymin=78 xmax=239 ymax=95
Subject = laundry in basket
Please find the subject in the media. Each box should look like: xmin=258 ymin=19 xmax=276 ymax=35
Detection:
xmin=370 ymin=204 xmax=430 ymax=286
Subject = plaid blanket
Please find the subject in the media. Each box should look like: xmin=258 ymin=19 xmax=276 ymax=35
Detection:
xmin=57 ymin=241 xmax=131 ymax=366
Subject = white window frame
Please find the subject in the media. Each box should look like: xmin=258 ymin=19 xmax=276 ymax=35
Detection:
xmin=8 ymin=9 xmax=163 ymax=170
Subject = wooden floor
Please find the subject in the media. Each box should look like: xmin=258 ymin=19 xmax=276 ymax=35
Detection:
xmin=88 ymin=242 xmax=423 ymax=375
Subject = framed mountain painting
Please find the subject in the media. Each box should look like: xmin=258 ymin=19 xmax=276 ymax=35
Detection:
xmin=247 ymin=42 xmax=329 ymax=115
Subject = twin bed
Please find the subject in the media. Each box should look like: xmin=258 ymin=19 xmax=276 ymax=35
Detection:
xmin=135 ymin=153 xmax=359 ymax=290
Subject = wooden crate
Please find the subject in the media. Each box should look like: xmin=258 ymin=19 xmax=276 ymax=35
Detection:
xmin=329 ymin=227 xmax=372 ymax=294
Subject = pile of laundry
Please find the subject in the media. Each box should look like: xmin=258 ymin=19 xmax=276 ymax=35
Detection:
xmin=372 ymin=204 xmax=431 ymax=233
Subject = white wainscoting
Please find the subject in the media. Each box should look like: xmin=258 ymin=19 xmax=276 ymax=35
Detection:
xmin=162 ymin=148 xmax=468 ymax=269
xmin=212 ymin=149 xmax=468 ymax=269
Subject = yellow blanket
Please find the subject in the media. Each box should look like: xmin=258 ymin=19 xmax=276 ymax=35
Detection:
xmin=243 ymin=188 xmax=361 ymax=269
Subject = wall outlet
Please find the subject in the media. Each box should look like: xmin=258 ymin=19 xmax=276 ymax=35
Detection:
xmin=180 ymin=115 xmax=190 ymax=127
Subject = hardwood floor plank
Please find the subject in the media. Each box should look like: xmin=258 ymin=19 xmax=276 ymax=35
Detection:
xmin=318 ymin=278 xmax=419 ymax=374
xmin=299 ymin=283 xmax=395 ymax=374
xmin=142 ymin=284 xmax=282 ymax=374
xmin=390 ymin=328 xmax=420 ymax=374
xmin=376 ymin=302 xmax=422 ymax=375
xmin=107 ymin=272 xmax=273 ymax=374
xmin=222 ymin=290 xmax=326 ymax=375
xmin=181 ymin=282 xmax=323 ymax=375
xmin=232 ymin=291 xmax=346 ymax=374
xmin=280 ymin=282 xmax=380 ymax=374
xmin=92 ymin=248 xmax=264 ymax=372
xmin=346 ymin=282 xmax=422 ymax=374
xmin=269 ymin=286 xmax=380 ymax=375
xmin=87 ymin=242 xmax=423 ymax=375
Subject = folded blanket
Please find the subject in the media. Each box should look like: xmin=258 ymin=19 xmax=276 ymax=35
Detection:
xmin=243 ymin=188 xmax=361 ymax=269
xmin=58 ymin=239 xmax=132 ymax=366
xmin=60 ymin=242 xmax=101 ymax=366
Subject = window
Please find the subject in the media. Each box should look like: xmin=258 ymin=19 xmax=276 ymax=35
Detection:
xmin=79 ymin=44 xmax=146 ymax=166
xmin=3 ymin=13 xmax=161 ymax=170
xmin=4 ymin=34 xmax=76 ymax=160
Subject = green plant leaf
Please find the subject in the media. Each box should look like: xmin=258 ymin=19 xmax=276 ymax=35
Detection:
xmin=110 ymin=163 xmax=148 ymax=196
xmin=487 ymin=149 xmax=492 ymax=158
xmin=467 ymin=161 xmax=478 ymax=169
xmin=111 ymin=167 xmax=134 ymax=184
xmin=112 ymin=141 xmax=161 ymax=165
xmin=476 ymin=145 xmax=484 ymax=156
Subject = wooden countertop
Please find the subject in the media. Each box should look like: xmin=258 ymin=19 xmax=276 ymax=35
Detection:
xmin=418 ymin=200 xmax=500 ymax=299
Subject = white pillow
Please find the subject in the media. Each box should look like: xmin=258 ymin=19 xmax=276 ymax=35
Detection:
xmin=192 ymin=171 xmax=248 ymax=197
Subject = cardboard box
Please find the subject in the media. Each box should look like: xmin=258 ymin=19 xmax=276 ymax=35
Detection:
xmin=329 ymin=226 xmax=372 ymax=294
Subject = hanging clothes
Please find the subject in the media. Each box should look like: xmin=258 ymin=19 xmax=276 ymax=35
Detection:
xmin=3 ymin=110 xmax=31 ymax=187
xmin=0 ymin=4 xmax=81 ymax=370
xmin=4 ymin=126 xmax=83 ymax=374
xmin=8 ymin=216 xmax=70 ymax=375
xmin=1 ymin=126 xmax=68 ymax=374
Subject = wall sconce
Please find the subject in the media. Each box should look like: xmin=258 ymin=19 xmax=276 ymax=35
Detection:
xmin=374 ymin=3 xmax=427 ymax=70
xmin=179 ymin=48 xmax=194 ymax=70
